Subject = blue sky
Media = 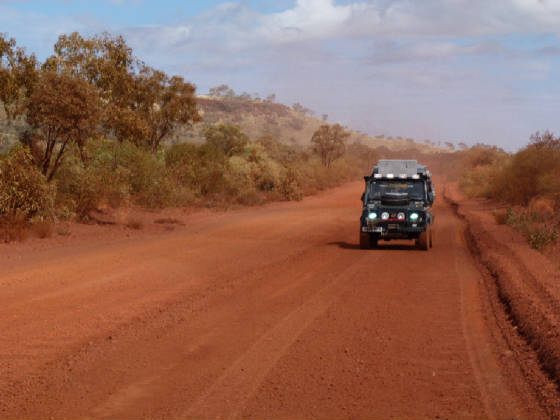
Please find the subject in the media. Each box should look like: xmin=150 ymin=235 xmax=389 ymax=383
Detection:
xmin=7 ymin=1 xmax=291 ymax=24
xmin=2 ymin=0 xmax=560 ymax=150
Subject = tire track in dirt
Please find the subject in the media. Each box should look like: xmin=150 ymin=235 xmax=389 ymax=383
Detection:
xmin=445 ymin=185 xmax=560 ymax=417
xmin=237 ymin=191 xmax=540 ymax=419
xmin=453 ymin=227 xmax=524 ymax=418
xmin=0 ymin=182 xmax=555 ymax=419
xmin=182 ymin=256 xmax=373 ymax=419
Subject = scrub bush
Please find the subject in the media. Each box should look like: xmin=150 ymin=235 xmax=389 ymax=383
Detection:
xmin=459 ymin=134 xmax=560 ymax=207
xmin=0 ymin=212 xmax=28 ymax=242
xmin=0 ymin=146 xmax=55 ymax=220
xmin=31 ymin=220 xmax=54 ymax=238
xmin=165 ymin=142 xmax=227 ymax=197
xmin=458 ymin=135 xmax=560 ymax=253
xmin=277 ymin=167 xmax=303 ymax=201
xmin=526 ymin=227 xmax=558 ymax=250
xmin=505 ymin=208 xmax=558 ymax=250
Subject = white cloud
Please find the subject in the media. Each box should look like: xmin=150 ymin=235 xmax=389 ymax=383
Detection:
xmin=2 ymin=0 xmax=560 ymax=149
xmin=511 ymin=0 xmax=560 ymax=24
xmin=257 ymin=0 xmax=360 ymax=42
xmin=110 ymin=0 xmax=560 ymax=149
xmin=0 ymin=5 xmax=97 ymax=58
xmin=125 ymin=24 xmax=191 ymax=51
xmin=127 ymin=0 xmax=560 ymax=58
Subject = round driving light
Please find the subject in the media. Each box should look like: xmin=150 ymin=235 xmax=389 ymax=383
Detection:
xmin=368 ymin=212 xmax=377 ymax=220
xmin=410 ymin=212 xmax=419 ymax=221
xmin=397 ymin=212 xmax=405 ymax=220
xmin=381 ymin=212 xmax=390 ymax=220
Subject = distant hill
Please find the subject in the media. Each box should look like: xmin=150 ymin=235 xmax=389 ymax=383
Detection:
xmin=173 ymin=95 xmax=444 ymax=153
xmin=1 ymin=96 xmax=446 ymax=154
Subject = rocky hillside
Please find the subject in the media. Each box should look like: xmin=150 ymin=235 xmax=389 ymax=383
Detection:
xmin=1 ymin=96 xmax=443 ymax=153
xmin=174 ymin=95 xmax=443 ymax=153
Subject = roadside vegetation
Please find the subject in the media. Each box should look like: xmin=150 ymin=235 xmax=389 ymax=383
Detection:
xmin=457 ymin=132 xmax=560 ymax=252
xmin=192 ymin=86 xmax=438 ymax=152
xmin=0 ymin=31 xmax=380 ymax=242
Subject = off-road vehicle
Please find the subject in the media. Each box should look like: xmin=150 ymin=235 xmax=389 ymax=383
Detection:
xmin=360 ymin=160 xmax=435 ymax=250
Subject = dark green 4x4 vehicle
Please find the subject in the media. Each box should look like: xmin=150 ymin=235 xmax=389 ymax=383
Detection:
xmin=360 ymin=160 xmax=435 ymax=250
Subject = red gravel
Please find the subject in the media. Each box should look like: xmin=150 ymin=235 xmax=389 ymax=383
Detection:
xmin=0 ymin=182 xmax=556 ymax=419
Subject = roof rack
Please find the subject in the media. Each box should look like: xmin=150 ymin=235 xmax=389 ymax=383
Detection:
xmin=371 ymin=159 xmax=430 ymax=179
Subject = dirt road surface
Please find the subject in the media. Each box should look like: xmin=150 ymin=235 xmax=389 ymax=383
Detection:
xmin=0 ymin=182 xmax=553 ymax=418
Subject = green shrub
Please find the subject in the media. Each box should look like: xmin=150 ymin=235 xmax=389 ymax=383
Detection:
xmin=90 ymin=140 xmax=163 ymax=196
xmin=0 ymin=146 xmax=55 ymax=220
xmin=1 ymin=123 xmax=381 ymax=227
xmin=54 ymin=139 xmax=179 ymax=217
xmin=234 ymin=188 xmax=264 ymax=206
xmin=460 ymin=164 xmax=507 ymax=199
xmin=203 ymin=123 xmax=248 ymax=156
xmin=223 ymin=143 xmax=284 ymax=196
xmin=460 ymin=144 xmax=507 ymax=168
xmin=460 ymin=133 xmax=560 ymax=206
xmin=502 ymin=140 xmax=560 ymax=205
xmin=526 ymin=227 xmax=558 ymax=250
xmin=166 ymin=142 xmax=226 ymax=197
xmin=505 ymin=208 xmax=558 ymax=250
xmin=277 ymin=167 xmax=303 ymax=201
xmin=243 ymin=142 xmax=283 ymax=191
xmin=54 ymin=146 xmax=111 ymax=220
xmin=0 ymin=212 xmax=28 ymax=242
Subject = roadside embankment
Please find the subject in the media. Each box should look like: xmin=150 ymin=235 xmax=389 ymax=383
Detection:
xmin=444 ymin=183 xmax=560 ymax=390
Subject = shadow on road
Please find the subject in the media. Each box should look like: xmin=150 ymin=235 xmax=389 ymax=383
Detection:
xmin=328 ymin=241 xmax=417 ymax=251
xmin=374 ymin=243 xmax=417 ymax=251
xmin=328 ymin=241 xmax=361 ymax=249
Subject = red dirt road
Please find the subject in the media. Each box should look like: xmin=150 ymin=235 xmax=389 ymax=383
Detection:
xmin=0 ymin=182 xmax=553 ymax=418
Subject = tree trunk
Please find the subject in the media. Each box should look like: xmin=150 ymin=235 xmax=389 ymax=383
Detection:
xmin=41 ymin=140 xmax=55 ymax=176
xmin=47 ymin=140 xmax=68 ymax=182
xmin=4 ymin=105 xmax=12 ymax=126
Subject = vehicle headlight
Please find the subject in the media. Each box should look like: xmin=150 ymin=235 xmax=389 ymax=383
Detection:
xmin=397 ymin=212 xmax=405 ymax=220
xmin=410 ymin=212 xmax=419 ymax=221
xmin=367 ymin=212 xmax=377 ymax=220
xmin=381 ymin=212 xmax=389 ymax=220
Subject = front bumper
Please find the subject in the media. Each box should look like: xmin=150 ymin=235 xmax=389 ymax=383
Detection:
xmin=361 ymin=222 xmax=426 ymax=234
xmin=360 ymin=205 xmax=430 ymax=238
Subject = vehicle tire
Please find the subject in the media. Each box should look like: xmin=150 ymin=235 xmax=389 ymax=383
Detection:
xmin=416 ymin=228 xmax=429 ymax=251
xmin=370 ymin=234 xmax=378 ymax=248
xmin=360 ymin=232 xmax=370 ymax=249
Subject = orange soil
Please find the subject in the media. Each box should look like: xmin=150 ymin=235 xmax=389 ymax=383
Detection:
xmin=0 ymin=182 xmax=557 ymax=419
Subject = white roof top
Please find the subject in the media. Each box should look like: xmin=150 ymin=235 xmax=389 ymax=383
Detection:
xmin=375 ymin=160 xmax=421 ymax=176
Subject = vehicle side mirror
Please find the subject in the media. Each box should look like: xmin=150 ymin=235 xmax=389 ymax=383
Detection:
xmin=361 ymin=193 xmax=365 ymax=202
xmin=428 ymin=191 xmax=435 ymax=203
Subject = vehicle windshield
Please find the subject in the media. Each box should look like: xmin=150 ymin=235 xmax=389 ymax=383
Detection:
xmin=367 ymin=179 xmax=425 ymax=201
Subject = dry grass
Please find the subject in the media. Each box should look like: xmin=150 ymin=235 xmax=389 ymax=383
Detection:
xmin=126 ymin=218 xmax=143 ymax=230
xmin=0 ymin=214 xmax=28 ymax=243
xmin=505 ymin=208 xmax=558 ymax=250
xmin=107 ymin=191 xmax=124 ymax=209
xmin=235 ymin=189 xmax=264 ymax=206
xmin=493 ymin=209 xmax=508 ymax=225
xmin=458 ymin=134 xmax=560 ymax=254
xmin=31 ymin=220 xmax=54 ymax=239
xmin=154 ymin=217 xmax=182 ymax=225
xmin=529 ymin=197 xmax=555 ymax=220
xmin=57 ymin=228 xmax=71 ymax=236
